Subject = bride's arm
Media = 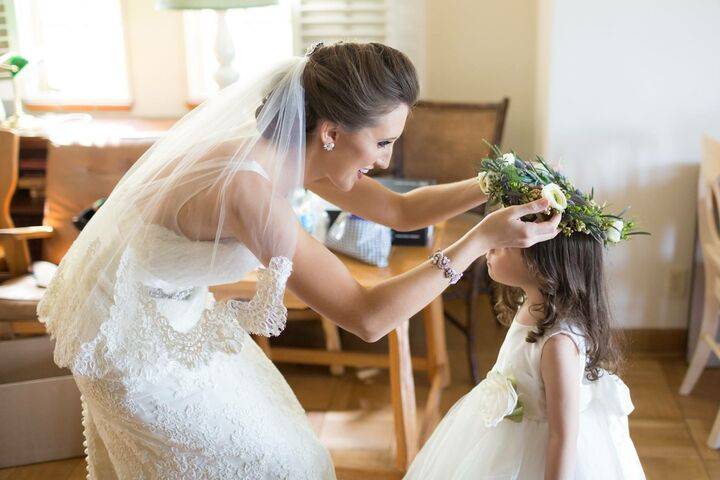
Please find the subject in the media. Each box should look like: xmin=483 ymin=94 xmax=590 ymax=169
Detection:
xmin=307 ymin=174 xmax=486 ymax=232
xmin=229 ymin=173 xmax=556 ymax=342
xmin=286 ymin=199 xmax=557 ymax=342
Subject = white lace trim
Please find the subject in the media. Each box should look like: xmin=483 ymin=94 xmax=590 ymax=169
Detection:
xmin=37 ymin=237 xmax=104 ymax=369
xmin=38 ymin=234 xmax=293 ymax=379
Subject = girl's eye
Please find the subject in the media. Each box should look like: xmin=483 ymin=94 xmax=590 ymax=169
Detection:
xmin=378 ymin=140 xmax=393 ymax=149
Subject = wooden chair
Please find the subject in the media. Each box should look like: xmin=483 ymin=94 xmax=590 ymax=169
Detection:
xmin=390 ymin=99 xmax=510 ymax=384
xmin=705 ymin=330 xmax=720 ymax=449
xmin=0 ymin=132 xmax=157 ymax=337
xmin=681 ymin=135 xmax=720 ymax=449
xmin=0 ymin=129 xmax=54 ymax=337
xmin=257 ymin=299 xmax=347 ymax=376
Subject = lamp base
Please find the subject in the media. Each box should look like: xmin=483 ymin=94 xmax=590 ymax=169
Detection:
xmin=2 ymin=113 xmax=42 ymax=132
xmin=213 ymin=10 xmax=239 ymax=89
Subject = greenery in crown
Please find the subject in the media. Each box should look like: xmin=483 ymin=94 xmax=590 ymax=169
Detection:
xmin=476 ymin=145 xmax=648 ymax=246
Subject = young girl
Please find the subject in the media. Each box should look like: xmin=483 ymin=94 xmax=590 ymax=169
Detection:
xmin=404 ymin=154 xmax=646 ymax=479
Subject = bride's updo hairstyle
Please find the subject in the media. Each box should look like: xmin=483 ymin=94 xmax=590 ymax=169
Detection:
xmin=495 ymin=234 xmax=625 ymax=381
xmin=255 ymin=42 xmax=418 ymax=138
xmin=302 ymin=42 xmax=419 ymax=135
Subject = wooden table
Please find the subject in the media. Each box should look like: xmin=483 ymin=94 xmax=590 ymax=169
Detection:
xmin=211 ymin=213 xmax=478 ymax=477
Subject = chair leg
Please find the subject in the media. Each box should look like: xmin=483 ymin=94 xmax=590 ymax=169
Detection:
xmin=680 ymin=280 xmax=720 ymax=395
xmin=320 ymin=316 xmax=344 ymax=376
xmin=709 ymin=405 xmax=720 ymax=449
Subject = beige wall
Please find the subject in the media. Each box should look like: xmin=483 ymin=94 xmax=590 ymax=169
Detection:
xmin=424 ymin=0 xmax=538 ymax=158
xmin=122 ymin=0 xmax=188 ymax=117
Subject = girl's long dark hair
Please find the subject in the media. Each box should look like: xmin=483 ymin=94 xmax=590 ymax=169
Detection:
xmin=495 ymin=234 xmax=624 ymax=381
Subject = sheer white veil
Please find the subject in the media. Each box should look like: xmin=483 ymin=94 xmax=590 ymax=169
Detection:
xmin=39 ymin=56 xmax=308 ymax=368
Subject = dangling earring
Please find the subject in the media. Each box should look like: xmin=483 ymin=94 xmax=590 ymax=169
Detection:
xmin=323 ymin=142 xmax=335 ymax=152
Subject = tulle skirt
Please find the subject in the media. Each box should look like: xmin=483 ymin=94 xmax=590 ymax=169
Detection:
xmin=404 ymin=376 xmax=645 ymax=480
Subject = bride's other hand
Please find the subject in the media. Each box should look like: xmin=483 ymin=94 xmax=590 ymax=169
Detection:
xmin=474 ymin=198 xmax=561 ymax=251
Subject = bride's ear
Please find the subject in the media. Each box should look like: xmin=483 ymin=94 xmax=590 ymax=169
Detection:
xmin=316 ymin=120 xmax=339 ymax=146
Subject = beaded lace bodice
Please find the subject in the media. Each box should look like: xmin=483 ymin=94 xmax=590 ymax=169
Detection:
xmin=38 ymin=219 xmax=292 ymax=380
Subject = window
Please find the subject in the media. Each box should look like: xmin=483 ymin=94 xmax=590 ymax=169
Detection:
xmin=11 ymin=0 xmax=131 ymax=107
xmin=184 ymin=0 xmax=389 ymax=103
xmin=0 ymin=1 xmax=11 ymax=56
xmin=294 ymin=0 xmax=387 ymax=55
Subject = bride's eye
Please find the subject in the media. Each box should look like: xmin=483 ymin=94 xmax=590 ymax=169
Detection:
xmin=377 ymin=140 xmax=393 ymax=149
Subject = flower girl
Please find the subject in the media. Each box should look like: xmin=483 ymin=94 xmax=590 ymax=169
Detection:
xmin=404 ymin=151 xmax=647 ymax=479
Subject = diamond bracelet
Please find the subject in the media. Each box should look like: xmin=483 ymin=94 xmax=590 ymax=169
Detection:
xmin=429 ymin=250 xmax=463 ymax=285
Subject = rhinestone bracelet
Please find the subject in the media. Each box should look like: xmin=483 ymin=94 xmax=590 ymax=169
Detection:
xmin=429 ymin=250 xmax=463 ymax=285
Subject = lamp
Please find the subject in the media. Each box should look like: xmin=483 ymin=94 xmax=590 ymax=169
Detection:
xmin=0 ymin=52 xmax=39 ymax=130
xmin=157 ymin=0 xmax=279 ymax=89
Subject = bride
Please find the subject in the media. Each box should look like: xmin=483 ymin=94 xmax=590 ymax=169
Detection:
xmin=37 ymin=42 xmax=560 ymax=479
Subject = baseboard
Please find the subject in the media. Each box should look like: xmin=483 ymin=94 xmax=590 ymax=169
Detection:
xmin=621 ymin=328 xmax=687 ymax=355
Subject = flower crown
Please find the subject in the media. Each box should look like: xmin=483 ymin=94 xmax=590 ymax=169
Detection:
xmin=477 ymin=145 xmax=648 ymax=245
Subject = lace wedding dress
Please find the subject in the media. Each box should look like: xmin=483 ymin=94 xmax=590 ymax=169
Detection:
xmin=37 ymin=54 xmax=337 ymax=479
xmin=38 ymin=204 xmax=335 ymax=479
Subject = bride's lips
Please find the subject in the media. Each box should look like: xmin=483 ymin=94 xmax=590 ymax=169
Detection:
xmin=356 ymin=166 xmax=373 ymax=179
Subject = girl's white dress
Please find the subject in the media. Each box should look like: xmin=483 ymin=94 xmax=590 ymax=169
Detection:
xmin=404 ymin=319 xmax=645 ymax=479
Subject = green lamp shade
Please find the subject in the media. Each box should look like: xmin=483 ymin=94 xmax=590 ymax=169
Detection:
xmin=0 ymin=52 xmax=28 ymax=77
xmin=156 ymin=0 xmax=278 ymax=9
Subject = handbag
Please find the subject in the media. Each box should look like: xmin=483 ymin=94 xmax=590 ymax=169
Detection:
xmin=324 ymin=212 xmax=392 ymax=267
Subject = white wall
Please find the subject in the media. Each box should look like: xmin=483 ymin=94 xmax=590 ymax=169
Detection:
xmin=540 ymin=0 xmax=720 ymax=328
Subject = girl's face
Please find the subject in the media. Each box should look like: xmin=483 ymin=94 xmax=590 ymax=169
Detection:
xmin=486 ymin=247 xmax=537 ymax=289
xmin=318 ymin=103 xmax=409 ymax=191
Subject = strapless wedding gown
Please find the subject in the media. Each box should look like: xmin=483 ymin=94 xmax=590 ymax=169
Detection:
xmin=37 ymin=166 xmax=335 ymax=479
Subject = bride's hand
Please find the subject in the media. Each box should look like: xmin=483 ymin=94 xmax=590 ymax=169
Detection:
xmin=474 ymin=198 xmax=561 ymax=250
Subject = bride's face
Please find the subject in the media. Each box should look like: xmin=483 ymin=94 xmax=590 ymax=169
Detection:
xmin=319 ymin=103 xmax=409 ymax=191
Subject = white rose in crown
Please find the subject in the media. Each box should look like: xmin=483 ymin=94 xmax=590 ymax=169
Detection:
xmin=501 ymin=153 xmax=517 ymax=166
xmin=541 ymin=182 xmax=568 ymax=212
xmin=476 ymin=371 xmax=524 ymax=427
xmin=477 ymin=171 xmax=493 ymax=195
xmin=606 ymin=219 xmax=624 ymax=243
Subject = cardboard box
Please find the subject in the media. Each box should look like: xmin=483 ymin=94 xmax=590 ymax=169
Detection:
xmin=0 ymin=336 xmax=84 ymax=468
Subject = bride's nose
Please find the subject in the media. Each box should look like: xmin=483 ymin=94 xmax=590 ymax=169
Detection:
xmin=376 ymin=157 xmax=391 ymax=170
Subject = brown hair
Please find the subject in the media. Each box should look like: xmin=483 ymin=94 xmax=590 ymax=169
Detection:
xmin=495 ymin=234 xmax=625 ymax=381
xmin=302 ymin=42 xmax=419 ymax=134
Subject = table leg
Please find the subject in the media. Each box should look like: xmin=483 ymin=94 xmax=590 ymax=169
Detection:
xmin=254 ymin=335 xmax=272 ymax=357
xmin=320 ymin=315 xmax=345 ymax=376
xmin=422 ymin=296 xmax=450 ymax=387
xmin=389 ymin=320 xmax=418 ymax=471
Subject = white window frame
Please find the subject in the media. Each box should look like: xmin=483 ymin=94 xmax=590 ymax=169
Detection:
xmin=9 ymin=0 xmax=132 ymax=108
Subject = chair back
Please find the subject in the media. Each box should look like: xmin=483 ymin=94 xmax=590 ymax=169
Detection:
xmin=698 ymin=135 xmax=720 ymax=277
xmin=42 ymin=138 xmax=156 ymax=264
xmin=0 ymin=130 xmax=30 ymax=274
xmin=391 ymin=99 xmax=509 ymax=183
